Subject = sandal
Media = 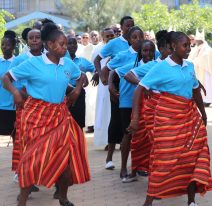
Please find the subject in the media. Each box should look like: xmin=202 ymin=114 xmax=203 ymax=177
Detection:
xmin=59 ymin=200 xmax=74 ymax=206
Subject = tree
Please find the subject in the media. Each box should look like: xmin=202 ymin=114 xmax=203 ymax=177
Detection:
xmin=0 ymin=9 xmax=14 ymax=39
xmin=170 ymin=0 xmax=212 ymax=42
xmin=60 ymin=0 xmax=139 ymax=31
xmin=133 ymin=0 xmax=212 ymax=44
xmin=132 ymin=0 xmax=170 ymax=32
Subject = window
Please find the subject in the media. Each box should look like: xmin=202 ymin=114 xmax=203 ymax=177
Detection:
xmin=0 ymin=0 xmax=14 ymax=13
xmin=19 ymin=0 xmax=29 ymax=12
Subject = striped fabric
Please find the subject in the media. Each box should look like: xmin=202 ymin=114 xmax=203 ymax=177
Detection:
xmin=143 ymin=93 xmax=160 ymax=171
xmin=131 ymin=96 xmax=151 ymax=172
xmin=12 ymin=108 xmax=22 ymax=171
xmin=17 ymin=97 xmax=90 ymax=188
xmin=147 ymin=92 xmax=212 ymax=198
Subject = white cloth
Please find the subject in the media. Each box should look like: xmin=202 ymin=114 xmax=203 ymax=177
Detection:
xmin=81 ymin=43 xmax=97 ymax=127
xmin=93 ymin=43 xmax=111 ymax=146
xmin=189 ymin=42 xmax=212 ymax=103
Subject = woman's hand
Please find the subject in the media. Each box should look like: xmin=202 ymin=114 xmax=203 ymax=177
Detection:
xmin=14 ymin=90 xmax=25 ymax=109
xmin=127 ymin=119 xmax=139 ymax=134
xmin=81 ymin=73 xmax=89 ymax=87
xmin=66 ymin=89 xmax=80 ymax=107
xmin=99 ymin=71 xmax=108 ymax=85
xmin=91 ymin=72 xmax=99 ymax=86
xmin=109 ymin=84 xmax=119 ymax=102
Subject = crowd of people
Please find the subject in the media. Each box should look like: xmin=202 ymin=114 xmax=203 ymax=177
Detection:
xmin=0 ymin=15 xmax=212 ymax=206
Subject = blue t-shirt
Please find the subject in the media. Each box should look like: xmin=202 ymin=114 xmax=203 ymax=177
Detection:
xmin=131 ymin=58 xmax=162 ymax=80
xmin=140 ymin=56 xmax=199 ymax=99
xmin=115 ymin=60 xmax=145 ymax=108
xmin=70 ymin=56 xmax=95 ymax=87
xmin=9 ymin=54 xmax=81 ymax=104
xmin=107 ymin=47 xmax=137 ymax=70
xmin=99 ymin=36 xmax=129 ymax=59
xmin=0 ymin=57 xmax=23 ymax=110
xmin=9 ymin=52 xmax=39 ymax=88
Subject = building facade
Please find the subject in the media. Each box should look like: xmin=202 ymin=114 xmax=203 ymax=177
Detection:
xmin=0 ymin=0 xmax=62 ymax=17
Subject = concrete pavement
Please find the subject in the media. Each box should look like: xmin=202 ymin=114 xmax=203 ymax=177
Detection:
xmin=1 ymin=107 xmax=212 ymax=206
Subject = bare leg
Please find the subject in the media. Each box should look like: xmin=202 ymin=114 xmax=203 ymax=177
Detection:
xmin=106 ymin=143 xmax=116 ymax=162
xmin=17 ymin=186 xmax=31 ymax=206
xmin=57 ymin=166 xmax=73 ymax=204
xmin=187 ymin=181 xmax=196 ymax=205
xmin=143 ymin=195 xmax=154 ymax=206
xmin=120 ymin=133 xmax=131 ymax=177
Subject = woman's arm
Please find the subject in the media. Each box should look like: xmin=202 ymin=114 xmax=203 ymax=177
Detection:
xmin=2 ymin=72 xmax=24 ymax=109
xmin=193 ymin=86 xmax=207 ymax=126
xmin=127 ymin=85 xmax=144 ymax=133
xmin=124 ymin=71 xmax=140 ymax=85
xmin=108 ymin=70 xmax=119 ymax=102
xmin=67 ymin=73 xmax=85 ymax=106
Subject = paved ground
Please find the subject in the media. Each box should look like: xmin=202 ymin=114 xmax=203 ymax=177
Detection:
xmin=1 ymin=107 xmax=212 ymax=206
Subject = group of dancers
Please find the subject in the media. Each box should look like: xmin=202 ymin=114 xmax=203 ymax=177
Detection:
xmin=0 ymin=15 xmax=212 ymax=206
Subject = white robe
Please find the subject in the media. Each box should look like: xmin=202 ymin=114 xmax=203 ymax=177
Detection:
xmin=93 ymin=43 xmax=111 ymax=146
xmin=189 ymin=42 xmax=212 ymax=103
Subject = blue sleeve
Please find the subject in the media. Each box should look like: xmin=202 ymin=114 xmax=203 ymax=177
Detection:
xmin=107 ymin=54 xmax=124 ymax=70
xmin=131 ymin=61 xmax=156 ymax=80
xmin=99 ymin=41 xmax=113 ymax=58
xmin=68 ymin=60 xmax=82 ymax=81
xmin=115 ymin=62 xmax=135 ymax=78
xmin=139 ymin=63 xmax=166 ymax=90
xmin=81 ymin=58 xmax=95 ymax=73
xmin=8 ymin=56 xmax=22 ymax=69
xmin=9 ymin=59 xmax=34 ymax=81
xmin=191 ymin=66 xmax=199 ymax=89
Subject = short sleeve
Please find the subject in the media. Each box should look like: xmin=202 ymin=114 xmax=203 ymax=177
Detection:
xmin=192 ymin=71 xmax=199 ymax=89
xmin=139 ymin=63 xmax=166 ymax=90
xmin=81 ymin=58 xmax=95 ymax=73
xmin=107 ymin=54 xmax=123 ymax=70
xmin=99 ymin=41 xmax=113 ymax=58
xmin=132 ymin=61 xmax=156 ymax=80
xmin=68 ymin=60 xmax=82 ymax=81
xmin=115 ymin=62 xmax=134 ymax=78
xmin=9 ymin=59 xmax=33 ymax=81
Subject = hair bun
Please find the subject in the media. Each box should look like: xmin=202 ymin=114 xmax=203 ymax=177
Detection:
xmin=21 ymin=28 xmax=32 ymax=41
xmin=41 ymin=22 xmax=58 ymax=41
xmin=4 ymin=30 xmax=16 ymax=39
xmin=156 ymin=30 xmax=168 ymax=42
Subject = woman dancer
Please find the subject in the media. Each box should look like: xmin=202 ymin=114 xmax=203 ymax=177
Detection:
xmin=109 ymin=39 xmax=155 ymax=182
xmin=3 ymin=23 xmax=90 ymax=206
xmin=128 ymin=32 xmax=211 ymax=206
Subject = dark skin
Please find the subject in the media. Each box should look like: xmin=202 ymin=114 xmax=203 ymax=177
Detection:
xmin=125 ymin=43 xmax=172 ymax=85
xmin=93 ymin=18 xmax=134 ymax=86
xmin=1 ymin=37 xmax=15 ymax=60
xmin=27 ymin=29 xmax=43 ymax=56
xmin=91 ymin=29 xmax=115 ymax=86
xmin=101 ymin=29 xmax=143 ymax=86
xmin=67 ymin=36 xmax=89 ymax=88
xmin=108 ymin=40 xmax=155 ymax=178
xmin=127 ymin=35 xmax=206 ymax=206
xmin=3 ymin=33 xmax=83 ymax=206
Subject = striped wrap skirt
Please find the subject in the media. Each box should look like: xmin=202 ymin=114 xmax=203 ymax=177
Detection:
xmin=15 ymin=97 xmax=90 ymax=188
xmin=131 ymin=95 xmax=151 ymax=172
xmin=147 ymin=92 xmax=212 ymax=198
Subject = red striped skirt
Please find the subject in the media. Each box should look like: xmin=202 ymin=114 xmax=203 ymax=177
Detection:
xmin=148 ymin=93 xmax=212 ymax=198
xmin=12 ymin=108 xmax=22 ymax=171
xmin=16 ymin=97 xmax=90 ymax=188
xmin=131 ymin=96 xmax=151 ymax=172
